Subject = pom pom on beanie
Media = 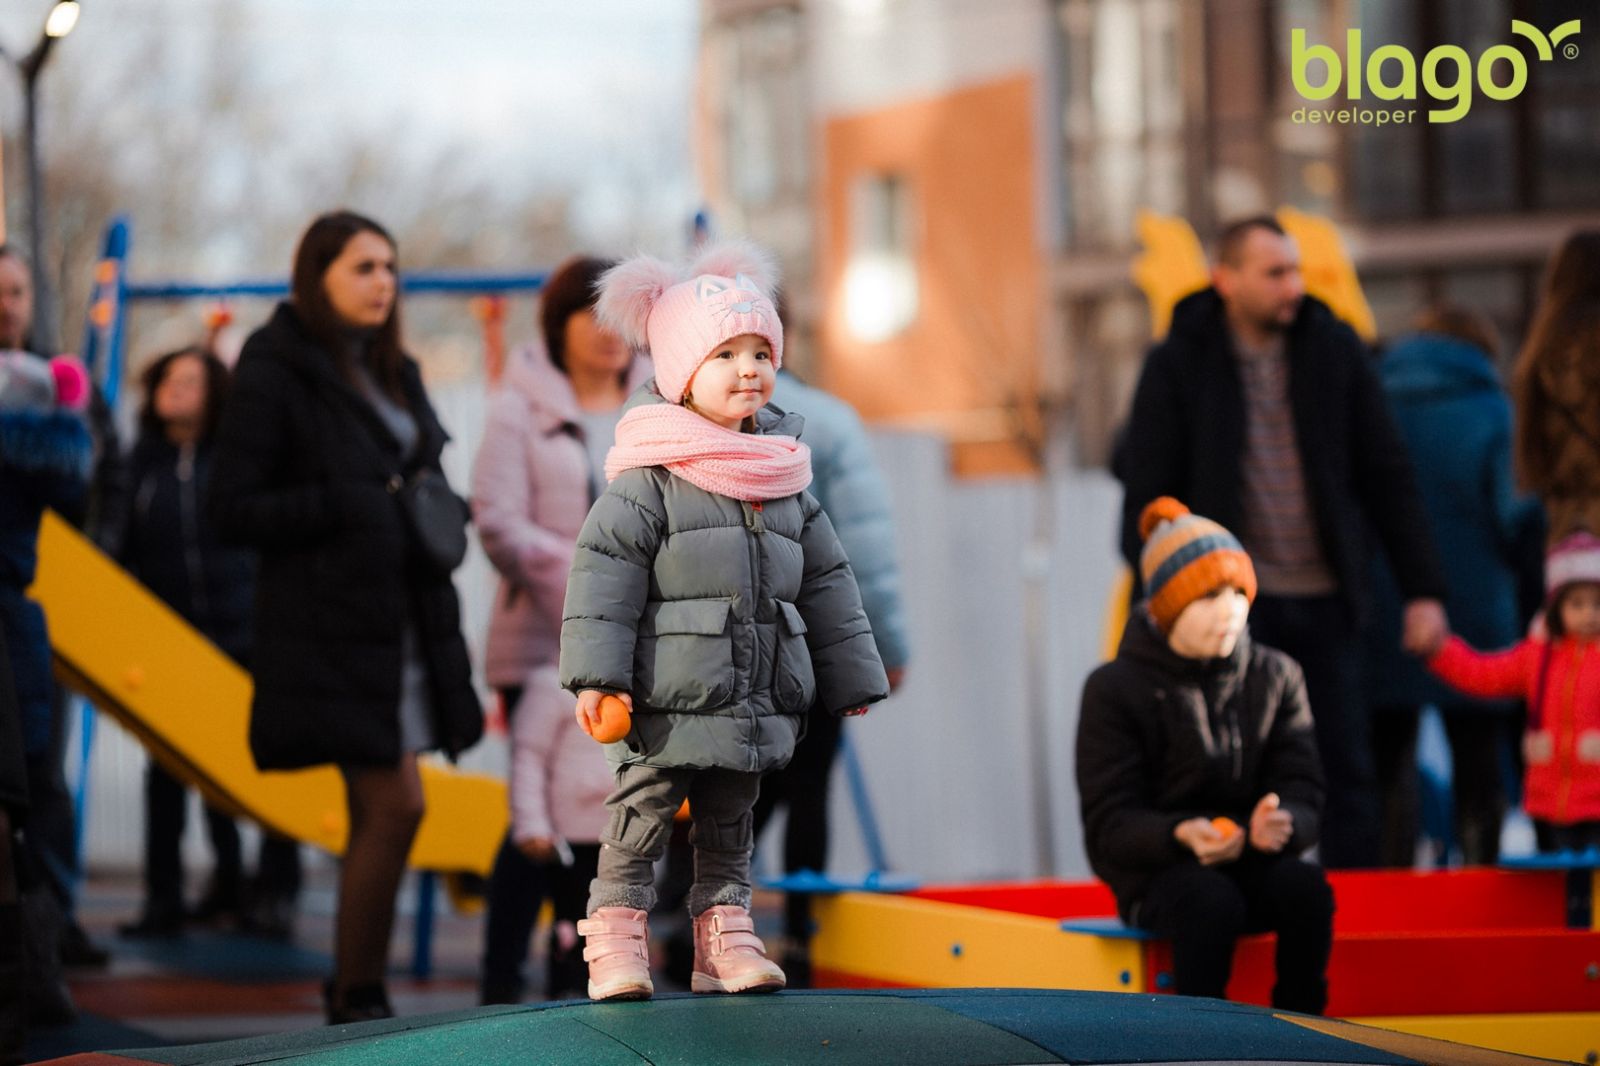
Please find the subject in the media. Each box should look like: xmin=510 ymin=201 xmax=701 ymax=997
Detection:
xmin=49 ymin=355 xmax=90 ymax=412
xmin=1138 ymin=497 xmax=1258 ymax=633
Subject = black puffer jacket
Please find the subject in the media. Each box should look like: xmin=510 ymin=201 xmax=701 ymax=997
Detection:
xmin=0 ymin=620 xmax=26 ymax=814
xmin=208 ymin=303 xmax=482 ymax=770
xmin=1117 ymin=289 xmax=1447 ymax=624
xmin=1075 ymin=609 xmax=1325 ymax=917
xmin=121 ymin=436 xmax=255 ymax=665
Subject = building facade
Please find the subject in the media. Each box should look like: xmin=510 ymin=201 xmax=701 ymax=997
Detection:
xmin=698 ymin=0 xmax=1600 ymax=472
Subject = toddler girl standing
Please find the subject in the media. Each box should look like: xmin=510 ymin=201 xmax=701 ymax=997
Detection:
xmin=1429 ymin=531 xmax=1600 ymax=852
xmin=559 ymin=241 xmax=888 ymax=1001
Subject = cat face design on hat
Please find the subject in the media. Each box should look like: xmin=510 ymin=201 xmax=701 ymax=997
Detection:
xmin=697 ymin=273 xmax=772 ymax=327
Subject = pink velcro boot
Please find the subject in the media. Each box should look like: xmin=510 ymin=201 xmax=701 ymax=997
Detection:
xmin=691 ymin=905 xmax=786 ymax=994
xmin=575 ymin=907 xmax=654 ymax=1001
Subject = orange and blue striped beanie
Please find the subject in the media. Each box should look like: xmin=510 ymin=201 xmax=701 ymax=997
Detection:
xmin=1139 ymin=497 xmax=1257 ymax=633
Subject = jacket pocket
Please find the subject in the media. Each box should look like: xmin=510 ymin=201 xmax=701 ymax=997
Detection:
xmin=1524 ymin=729 xmax=1554 ymax=766
xmin=634 ymin=598 xmax=735 ymax=711
xmin=772 ymin=601 xmax=817 ymax=714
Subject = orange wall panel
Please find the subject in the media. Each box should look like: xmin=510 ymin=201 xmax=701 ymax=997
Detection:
xmin=817 ymin=73 xmax=1041 ymax=472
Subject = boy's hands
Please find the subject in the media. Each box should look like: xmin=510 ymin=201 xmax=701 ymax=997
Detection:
xmin=575 ymin=689 xmax=632 ymax=733
xmin=1248 ymin=792 xmax=1294 ymax=853
xmin=1174 ymin=817 xmax=1245 ymax=866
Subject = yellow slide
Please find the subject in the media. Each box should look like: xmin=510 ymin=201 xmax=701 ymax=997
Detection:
xmin=30 ymin=511 xmax=507 ymax=878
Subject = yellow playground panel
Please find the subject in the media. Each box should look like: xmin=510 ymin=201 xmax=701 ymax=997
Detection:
xmin=30 ymin=511 xmax=507 ymax=877
xmin=1131 ymin=208 xmax=1378 ymax=343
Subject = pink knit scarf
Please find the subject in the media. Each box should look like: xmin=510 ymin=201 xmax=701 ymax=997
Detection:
xmin=605 ymin=402 xmax=812 ymax=502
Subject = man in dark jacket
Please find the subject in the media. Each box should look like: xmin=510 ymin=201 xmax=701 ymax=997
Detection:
xmin=1116 ymin=216 xmax=1448 ymax=869
xmin=1079 ymin=497 xmax=1330 ymax=1012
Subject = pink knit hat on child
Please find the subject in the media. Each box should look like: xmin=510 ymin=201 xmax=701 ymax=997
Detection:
xmin=594 ymin=240 xmax=784 ymax=404
xmin=1546 ymin=531 xmax=1600 ymax=603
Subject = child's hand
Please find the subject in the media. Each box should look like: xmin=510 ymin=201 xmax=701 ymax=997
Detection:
xmin=517 ymin=836 xmax=559 ymax=863
xmin=575 ymin=690 xmax=632 ymax=735
xmin=1248 ymin=792 xmax=1294 ymax=853
xmin=1174 ymin=817 xmax=1245 ymax=866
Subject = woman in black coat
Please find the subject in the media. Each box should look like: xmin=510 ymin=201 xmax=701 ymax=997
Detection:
xmin=209 ymin=211 xmax=482 ymax=1023
xmin=118 ymin=347 xmax=301 ymax=938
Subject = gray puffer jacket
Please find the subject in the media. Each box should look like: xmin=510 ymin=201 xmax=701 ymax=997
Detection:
xmin=559 ymin=384 xmax=889 ymax=772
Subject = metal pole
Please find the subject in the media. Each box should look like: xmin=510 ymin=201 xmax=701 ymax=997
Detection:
xmin=23 ymin=68 xmax=54 ymax=353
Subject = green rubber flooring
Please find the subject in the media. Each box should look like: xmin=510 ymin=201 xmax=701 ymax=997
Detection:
xmin=56 ymin=989 xmax=1464 ymax=1066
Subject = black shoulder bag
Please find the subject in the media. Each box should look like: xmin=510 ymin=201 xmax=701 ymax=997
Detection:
xmin=390 ymin=465 xmax=471 ymax=576
xmin=339 ymin=396 xmax=471 ymax=576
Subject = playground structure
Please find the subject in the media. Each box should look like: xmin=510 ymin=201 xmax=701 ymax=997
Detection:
xmin=803 ymin=866 xmax=1600 ymax=1062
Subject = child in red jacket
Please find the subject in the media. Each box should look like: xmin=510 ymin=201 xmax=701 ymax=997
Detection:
xmin=1428 ymin=531 xmax=1600 ymax=852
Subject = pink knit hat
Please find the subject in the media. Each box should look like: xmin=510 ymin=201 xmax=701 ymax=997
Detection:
xmin=594 ymin=240 xmax=783 ymax=404
xmin=1546 ymin=531 xmax=1600 ymax=603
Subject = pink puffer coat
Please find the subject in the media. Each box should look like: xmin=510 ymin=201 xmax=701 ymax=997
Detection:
xmin=471 ymin=344 xmax=650 ymax=687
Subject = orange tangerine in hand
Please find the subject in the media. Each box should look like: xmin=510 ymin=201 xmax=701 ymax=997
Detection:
xmin=587 ymin=694 xmax=632 ymax=744
xmin=1211 ymin=816 xmax=1240 ymax=838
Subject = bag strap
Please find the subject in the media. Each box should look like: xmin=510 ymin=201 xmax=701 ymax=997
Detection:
xmin=316 ymin=385 xmax=410 ymax=489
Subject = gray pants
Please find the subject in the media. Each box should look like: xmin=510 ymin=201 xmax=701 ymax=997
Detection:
xmin=589 ymin=764 xmax=761 ymax=917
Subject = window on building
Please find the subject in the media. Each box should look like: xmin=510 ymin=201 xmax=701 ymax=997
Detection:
xmin=1328 ymin=0 xmax=1598 ymax=219
xmin=717 ymin=7 xmax=809 ymax=213
xmin=1055 ymin=0 xmax=1191 ymax=250
xmin=1533 ymin=0 xmax=1600 ymax=209
xmin=843 ymin=173 xmax=919 ymax=343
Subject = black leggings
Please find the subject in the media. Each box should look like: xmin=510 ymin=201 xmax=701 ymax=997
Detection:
xmin=1534 ymin=820 xmax=1600 ymax=852
xmin=333 ymin=756 xmax=424 ymax=990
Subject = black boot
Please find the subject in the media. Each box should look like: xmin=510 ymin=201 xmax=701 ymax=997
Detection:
xmin=323 ymin=980 xmax=394 ymax=1025
xmin=189 ymin=875 xmax=244 ymax=927
xmin=20 ymin=885 xmax=74 ymax=1026
xmin=119 ymin=897 xmax=186 ymax=939
xmin=0 ymin=903 xmax=28 ymax=1066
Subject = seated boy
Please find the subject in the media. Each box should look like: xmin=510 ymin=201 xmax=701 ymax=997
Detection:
xmin=1076 ymin=497 xmax=1332 ymax=1013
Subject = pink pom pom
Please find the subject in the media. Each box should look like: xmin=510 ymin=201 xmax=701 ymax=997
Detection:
xmin=594 ymin=255 xmax=680 ymax=348
xmin=49 ymin=355 xmax=90 ymax=411
xmin=688 ymin=239 xmax=780 ymax=298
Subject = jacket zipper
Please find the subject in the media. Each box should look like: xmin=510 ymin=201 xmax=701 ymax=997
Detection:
xmin=177 ymin=445 xmax=210 ymax=620
xmin=1230 ymin=705 xmax=1243 ymax=782
xmin=1558 ymin=643 xmax=1584 ymax=823
xmin=744 ymin=500 xmax=764 ymax=773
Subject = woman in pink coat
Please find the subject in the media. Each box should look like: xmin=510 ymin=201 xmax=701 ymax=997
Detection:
xmin=472 ymin=256 xmax=651 ymax=1002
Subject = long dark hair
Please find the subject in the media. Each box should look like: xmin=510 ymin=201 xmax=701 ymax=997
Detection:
xmin=540 ymin=255 xmax=615 ymax=374
xmin=290 ymin=210 xmax=405 ymax=400
xmin=139 ymin=346 xmax=230 ymax=444
xmin=1512 ymin=230 xmax=1600 ymax=490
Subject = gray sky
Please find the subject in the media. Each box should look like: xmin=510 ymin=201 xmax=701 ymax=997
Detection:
xmin=1 ymin=0 xmax=703 ymax=254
